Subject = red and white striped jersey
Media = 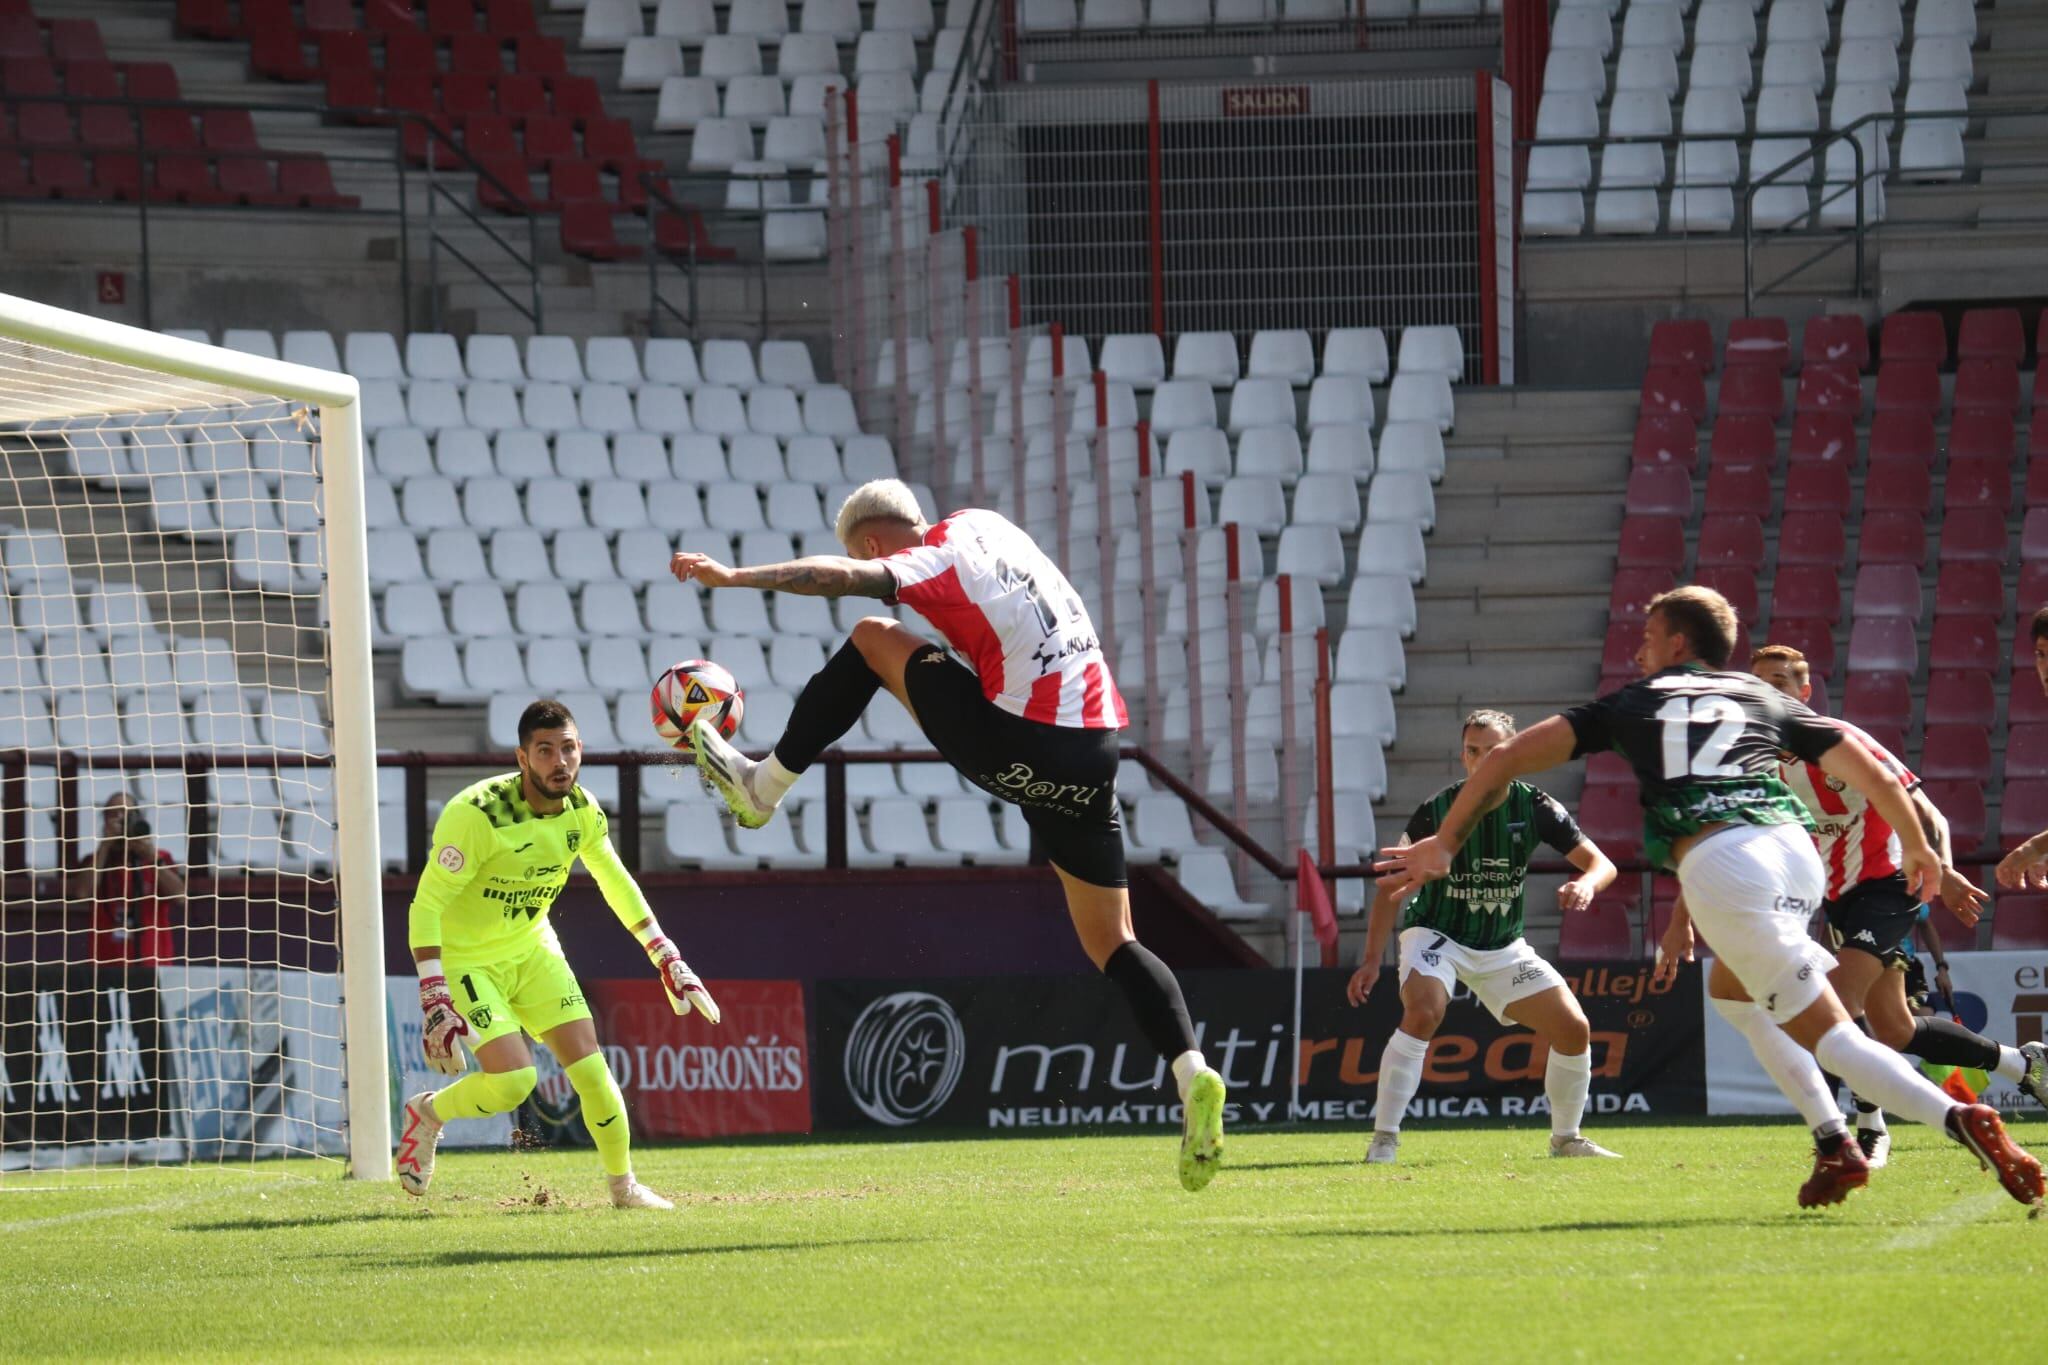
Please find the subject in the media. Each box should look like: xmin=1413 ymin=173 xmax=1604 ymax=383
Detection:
xmin=881 ymin=509 xmax=1129 ymax=730
xmin=1777 ymin=717 xmax=1919 ymax=900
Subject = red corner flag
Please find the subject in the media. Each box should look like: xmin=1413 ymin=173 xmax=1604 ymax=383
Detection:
xmin=1296 ymin=848 xmax=1340 ymax=967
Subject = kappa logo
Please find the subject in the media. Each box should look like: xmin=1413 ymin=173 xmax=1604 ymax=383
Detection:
xmin=1853 ymin=929 xmax=1878 ymax=945
xmin=843 ymin=991 xmax=965 ymax=1127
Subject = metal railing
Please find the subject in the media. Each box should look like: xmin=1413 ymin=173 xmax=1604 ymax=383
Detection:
xmin=994 ymin=0 xmax=1502 ymax=73
xmin=410 ymin=115 xmax=545 ymax=332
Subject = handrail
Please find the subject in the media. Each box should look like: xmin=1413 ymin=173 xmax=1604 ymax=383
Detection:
xmin=410 ymin=113 xmax=544 ymax=332
xmin=639 ymin=168 xmax=701 ymax=338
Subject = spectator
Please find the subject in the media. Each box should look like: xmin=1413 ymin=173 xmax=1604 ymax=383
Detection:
xmin=75 ymin=792 xmax=186 ymax=965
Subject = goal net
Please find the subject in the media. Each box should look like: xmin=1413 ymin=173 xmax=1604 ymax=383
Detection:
xmin=0 ymin=295 xmax=387 ymax=1182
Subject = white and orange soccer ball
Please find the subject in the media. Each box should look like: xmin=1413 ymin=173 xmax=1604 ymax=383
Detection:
xmin=650 ymin=660 xmax=744 ymax=752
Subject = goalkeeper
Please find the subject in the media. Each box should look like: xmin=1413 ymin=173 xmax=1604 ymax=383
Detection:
xmin=397 ymin=698 xmax=719 ymax=1209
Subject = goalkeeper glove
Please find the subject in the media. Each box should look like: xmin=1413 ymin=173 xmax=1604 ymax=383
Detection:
xmin=417 ymin=966 xmax=471 ymax=1076
xmin=644 ymin=936 xmax=720 ymax=1024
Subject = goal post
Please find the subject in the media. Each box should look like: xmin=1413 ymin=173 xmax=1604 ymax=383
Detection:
xmin=0 ymin=292 xmax=389 ymax=1181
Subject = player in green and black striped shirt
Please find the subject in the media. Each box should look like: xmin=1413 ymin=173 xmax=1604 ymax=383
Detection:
xmin=1345 ymin=709 xmax=1620 ymax=1164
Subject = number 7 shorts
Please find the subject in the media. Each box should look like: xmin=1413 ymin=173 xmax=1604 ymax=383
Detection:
xmin=1677 ymin=821 xmax=1836 ymax=1025
xmin=1396 ymin=927 xmax=1566 ymax=1025
xmin=444 ymin=945 xmax=592 ymax=1048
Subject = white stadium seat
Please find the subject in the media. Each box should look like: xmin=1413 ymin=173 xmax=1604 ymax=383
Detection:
xmin=1247 ymin=329 xmax=1315 ymax=384
xmin=1290 ymin=472 xmax=1363 ymax=532
xmin=1322 ymin=328 xmax=1389 ymax=382
xmin=579 ymin=0 xmax=644 ymax=48
xmin=620 ymin=36 xmax=683 ymax=89
xmin=1172 ymin=331 xmax=1241 ymax=387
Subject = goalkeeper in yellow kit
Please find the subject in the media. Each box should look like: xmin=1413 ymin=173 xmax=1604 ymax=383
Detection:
xmin=396 ymin=698 xmax=719 ymax=1209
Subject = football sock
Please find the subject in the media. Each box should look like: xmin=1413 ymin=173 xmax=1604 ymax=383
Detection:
xmin=752 ymin=753 xmax=800 ymax=807
xmin=1712 ymin=998 xmax=1843 ymax=1133
xmin=1170 ymin=1050 xmax=1209 ymax=1103
xmin=1994 ymin=1045 xmax=2029 ymax=1083
xmin=772 ymin=639 xmax=882 ymax=772
xmin=1905 ymin=1016 xmax=2006 ymax=1074
xmin=565 ymin=1051 xmax=632 ymax=1178
xmin=1545 ymin=1046 xmax=1592 ymax=1138
xmin=430 ymin=1065 xmax=536 ymax=1123
xmin=1374 ymin=1030 xmax=1429 ymax=1136
xmin=1102 ymin=942 xmax=1199 ymax=1076
xmin=1854 ymin=1098 xmax=1885 ymax=1133
xmin=1812 ymin=1021 xmax=1957 ymax=1129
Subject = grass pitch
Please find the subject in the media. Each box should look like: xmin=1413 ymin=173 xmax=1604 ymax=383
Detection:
xmin=6 ymin=1120 xmax=2046 ymax=1362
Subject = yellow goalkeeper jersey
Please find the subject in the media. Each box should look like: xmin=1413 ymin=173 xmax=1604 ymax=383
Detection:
xmin=407 ymin=773 xmax=652 ymax=963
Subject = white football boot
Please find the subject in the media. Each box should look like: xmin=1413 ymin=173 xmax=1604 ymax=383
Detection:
xmin=609 ymin=1173 xmax=674 ymax=1209
xmin=396 ymin=1091 xmax=443 ymax=1197
xmin=1550 ymin=1134 xmax=1622 ymax=1159
xmin=690 ymin=717 xmax=776 ymax=829
xmin=1365 ymin=1132 xmax=1400 ymax=1165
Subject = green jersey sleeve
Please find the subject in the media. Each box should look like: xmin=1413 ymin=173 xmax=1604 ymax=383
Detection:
xmin=575 ymin=803 xmax=655 ymax=935
xmin=407 ymin=801 xmax=496 ymax=951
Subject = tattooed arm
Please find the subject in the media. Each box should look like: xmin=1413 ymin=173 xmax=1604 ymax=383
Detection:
xmin=670 ymin=551 xmax=895 ymax=598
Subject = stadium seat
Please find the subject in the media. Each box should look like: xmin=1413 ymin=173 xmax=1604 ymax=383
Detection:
xmin=1697 ymin=514 xmax=1764 ymax=571
xmin=1795 ymin=363 xmax=1864 ymax=418
xmin=1716 ymin=364 xmax=1785 ymax=420
xmin=1577 ymin=785 xmax=1643 ymax=863
xmin=1648 ymin=320 xmax=1714 ymax=373
xmin=1640 ymin=366 xmax=1707 ymax=423
xmin=1617 ymin=515 xmax=1685 ymax=570
xmin=1940 ymin=507 xmax=2009 ymax=564
xmin=1957 ymin=359 xmax=2022 ymax=416
xmin=1702 ymin=464 xmax=1766 ymax=516
xmin=1725 ymin=316 xmax=1791 ymax=373
xmin=1847 ymin=617 xmax=1917 ymax=674
xmin=1626 ymin=464 xmax=1692 ymax=518
xmin=1860 ymin=411 xmax=1932 ymax=468
xmin=1862 ymin=457 xmax=1930 ymax=514
xmin=1929 ymin=615 xmax=2001 ymax=673
xmin=1558 ymin=898 xmax=1635 ymax=959
xmin=1767 ymin=617 xmax=1834 ymax=675
xmin=1921 ymin=725 xmax=1992 ymax=782
xmin=1926 ymin=668 xmax=1996 ymax=729
xmin=1843 ymin=671 xmax=1911 ymax=732
xmin=1946 ymin=457 xmax=2013 ymax=514
xmin=1775 ymin=565 xmax=1842 ymax=624
xmin=1804 ymin=316 xmax=1872 ymax=371
xmin=1851 ymin=562 xmax=1922 ymax=621
xmin=1323 ymin=328 xmax=1390 ymax=383
xmin=1634 ymin=414 xmax=1699 ymax=468
xmin=1703 ymin=414 xmax=1772 ymax=473
xmin=2005 ymin=725 xmax=2048 ymax=782
xmin=1853 ymin=509 xmax=1925 ymax=568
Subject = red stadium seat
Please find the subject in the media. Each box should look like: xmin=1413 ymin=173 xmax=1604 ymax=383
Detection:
xmin=1707 ymin=414 xmax=1775 ymax=471
xmin=1879 ymin=310 xmax=1946 ymax=366
xmin=29 ymin=149 xmax=90 ymax=197
xmin=240 ymin=0 xmax=299 ymax=38
xmin=1934 ymin=561 xmax=2002 ymax=617
xmin=1703 ymin=463 xmax=1768 ymax=516
xmin=218 ymin=154 xmax=297 ymax=205
xmin=1926 ymin=889 xmax=1984 ymax=948
xmin=1796 ymin=362 xmax=1863 ymax=417
xmin=1578 ymin=785 xmax=1644 ymax=864
xmin=1775 ymin=564 xmax=1843 ymax=623
xmin=1608 ymin=568 xmax=1675 ymax=623
xmin=428 ymin=0 xmax=479 ymax=35
xmin=1624 ymin=463 xmax=1692 ymax=517
xmin=522 ymin=114 xmax=578 ymax=165
xmin=2013 ymin=667 xmax=2048 ymax=724
xmin=560 ymin=200 xmax=640 ymax=260
xmin=90 ymin=149 xmax=141 ymax=199
xmin=200 ymin=109 xmax=259 ymax=153
xmin=1726 ymin=315 xmax=1791 ymax=372
xmin=367 ymin=0 xmax=420 ymax=31
xmin=1925 ymin=668 xmax=1994 ymax=725
xmin=64 ymin=59 xmax=119 ymax=96
xmin=1650 ymin=319 xmax=1714 ymax=372
xmin=382 ymin=28 xmax=438 ymax=73
xmin=1804 ymin=314 xmax=1872 ymax=371
xmin=249 ymin=29 xmax=317 ymax=82
xmin=78 ymin=104 xmax=133 ymax=152
xmin=47 ymin=19 xmax=108 ymax=65
xmin=1601 ymin=620 xmax=1640 ymax=674
xmin=4 ymin=53 xmax=58 ymax=93
xmin=382 ymin=70 xmax=438 ymax=118
xmin=150 ymin=151 xmax=230 ymax=203
xmin=1698 ymin=514 xmax=1765 ymax=571
xmin=2002 ymin=780 xmax=2048 ymax=846
xmin=653 ymin=206 xmax=736 ymax=261
xmin=2018 ymin=561 xmax=2048 ymax=615
xmin=1862 ymin=457 xmax=1931 ymax=515
xmin=1847 ymin=617 xmax=1918 ymax=673
xmin=318 ymin=29 xmax=373 ymax=70
xmin=550 ymin=74 xmax=604 ymax=121
xmin=2023 ymin=508 xmax=2048 ymax=561
xmin=1586 ymin=751 xmax=1634 ymax=787
xmin=1690 ymin=565 xmax=1758 ymax=625
xmin=497 ymin=72 xmax=549 ymax=121
xmin=1858 ymin=509 xmax=1928 ymax=568
xmin=0 ymin=11 xmax=37 ymax=56
xmin=1939 ymin=507 xmax=2010 ymax=564
xmin=582 ymin=116 xmax=641 ymax=168
xmin=1945 ymin=457 xmax=2012 ymax=513
xmin=1991 ymin=896 xmax=2048 ymax=950
xmin=1767 ymin=616 xmax=1835 ymax=674
xmin=547 ymin=157 xmax=608 ymax=205
xmin=1950 ymin=409 xmax=2016 ymax=466
xmin=514 ymin=33 xmax=567 ymax=76
xmin=448 ymin=32 xmax=507 ymax=75
xmin=474 ymin=154 xmax=544 ymax=211
xmin=1559 ymin=898 xmax=1636 ymax=960
xmin=1807 ymin=673 xmax=1831 ymax=714
xmin=2006 ymin=724 xmax=2048 ymax=780
xmin=1844 ymin=671 xmax=1911 ymax=731
xmin=461 ymin=112 xmax=519 ymax=161
xmin=121 ymin=63 xmax=179 ymax=102
xmin=1778 ymin=511 xmax=1847 ymax=568
xmin=1852 ymin=562 xmax=1921 ymax=620
xmin=1920 ymin=725 xmax=1993 ymax=781
xmin=1784 ymin=461 xmax=1851 ymax=515
xmin=1862 ymin=411 xmax=1933 ymax=468
xmin=1617 ymin=515 xmax=1685 ymax=570
xmin=1958 ymin=307 xmax=2024 ymax=364
xmin=1955 ymin=358 xmax=2021 ymax=415
xmin=1857 ymin=721 xmax=1910 ymax=763
xmin=403 ymin=117 xmax=462 ymax=169
xmin=15 ymin=103 xmax=73 ymax=149
xmin=1930 ymin=615 xmax=2001 ymax=673
xmin=302 ymin=0 xmax=356 ymax=31
xmin=175 ymin=0 xmax=238 ymax=40
xmin=439 ymin=72 xmax=495 ymax=121
xmin=1716 ymin=363 xmax=1785 ymax=420
xmin=1787 ymin=410 xmax=1858 ymax=468
xmin=1640 ymin=365 xmax=1707 ymax=423
xmin=1633 ymin=413 xmax=1698 ymax=468
xmin=324 ymin=67 xmax=380 ymax=117
xmin=485 ymin=0 xmax=538 ymax=32
xmin=1875 ymin=361 xmax=1941 ymax=416
xmin=0 ymin=152 xmax=40 ymax=199
xmin=277 ymin=154 xmax=357 ymax=207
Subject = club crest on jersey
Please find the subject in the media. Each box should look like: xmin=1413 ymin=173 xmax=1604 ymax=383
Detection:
xmin=1825 ymin=776 xmax=1847 ymax=792
xmin=566 ymin=830 xmax=581 ymax=852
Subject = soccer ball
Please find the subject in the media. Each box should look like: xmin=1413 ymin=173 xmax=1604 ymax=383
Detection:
xmin=650 ymin=660 xmax=745 ymax=752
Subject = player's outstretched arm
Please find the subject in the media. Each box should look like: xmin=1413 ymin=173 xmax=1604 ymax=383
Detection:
xmin=1557 ymin=839 xmax=1618 ymax=914
xmin=1347 ymin=847 xmax=1410 ymax=1007
xmin=1373 ymin=716 xmax=1578 ymax=899
xmin=407 ymin=803 xmax=490 ymax=1075
xmin=1816 ymin=733 xmax=1957 ymax=906
xmin=1910 ymin=788 xmax=1982 ymax=925
xmin=579 ymin=824 xmax=721 ymax=1023
xmin=671 ymin=550 xmax=894 ymax=598
xmin=1996 ymin=827 xmax=2048 ymax=891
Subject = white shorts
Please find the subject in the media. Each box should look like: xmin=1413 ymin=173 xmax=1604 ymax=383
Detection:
xmin=1396 ymin=926 xmax=1567 ymax=1025
xmin=1678 ymin=821 xmax=1836 ymax=1025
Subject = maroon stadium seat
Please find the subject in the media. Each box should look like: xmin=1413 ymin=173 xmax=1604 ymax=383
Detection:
xmin=1852 ymin=562 xmax=1921 ymax=620
xmin=1717 ymin=363 xmax=1785 ymax=420
xmin=1586 ymin=751 xmax=1634 ymax=787
xmin=1698 ymin=513 xmax=1765 ymax=571
xmin=1796 ymin=362 xmax=1863 ymax=418
xmin=324 ymin=67 xmax=379 ymax=116
xmin=1703 ymin=463 xmax=1768 ymax=516
xmin=1726 ymin=315 xmax=1791 ymax=372
xmin=1775 ymin=564 xmax=1842 ymax=623
xmin=277 ymin=154 xmax=357 ymax=207
xmin=0 ymin=11 xmax=38 ymax=57
xmin=47 ymin=19 xmax=108 ymax=66
xmin=582 ymin=116 xmax=641 ymax=168
xmin=2018 ymin=561 xmax=2048 ymax=614
xmin=1608 ymin=568 xmax=1675 ymax=623
xmin=403 ymin=117 xmax=462 ymax=169
xmin=1858 ymin=721 xmax=1910 ymax=763
xmin=1875 ymin=361 xmax=1941 ymax=416
xmin=2015 ymin=668 xmax=2048 ymax=725
xmin=428 ymin=0 xmax=479 ymax=35
xmin=1921 ymin=725 xmax=1993 ymax=781
xmin=441 ymin=73 xmax=497 ymax=122
xmin=1784 ymin=461 xmax=1851 ymax=515
xmin=382 ymin=70 xmax=438 ymax=119
xmin=1633 ymin=413 xmax=1698 ymax=468
xmin=0 ymin=152 xmax=41 ymax=199
xmin=1707 ymin=414 xmax=1775 ymax=471
xmin=217 ymin=154 xmax=296 ymax=205
xmin=550 ymin=74 xmax=603 ymax=121
xmin=2001 ymin=780 xmax=2048 ymax=847
xmin=653 ymin=205 xmax=736 ymax=261
xmin=1958 ymin=307 xmax=2024 ymax=364
xmin=1559 ymin=898 xmax=1636 ymax=960
xmin=1939 ymin=507 xmax=2010 ymax=564
xmin=1650 ymin=319 xmax=1714 ymax=372
xmin=485 ymin=0 xmax=538 ymax=32
xmin=1578 ymin=785 xmax=1644 ymax=864
xmin=1779 ymin=511 xmax=1847 ymax=568
xmin=547 ymin=157 xmax=608 ymax=205
xmin=302 ymin=0 xmax=357 ymax=32
xmin=249 ymin=29 xmax=316 ymax=82
xmin=64 ymin=59 xmax=119 ymax=96
xmin=1879 ymin=311 xmax=1946 ymax=366
xmin=461 ymin=112 xmax=519 ymax=161
xmin=2005 ymin=724 xmax=2048 ymax=781
xmin=1804 ymin=314 xmax=1872 ymax=370
xmin=78 ymin=104 xmax=133 ymax=152
xmin=318 ymin=29 xmax=373 ymax=70
xmin=1945 ymin=457 xmax=2013 ymax=513
xmin=1858 ymin=509 xmax=1929 ymax=568
xmin=1693 ymin=565 xmax=1759 ymax=624
xmin=1862 ymin=457 xmax=1931 ymax=515
xmin=4 ymin=53 xmax=59 ymax=93
xmin=29 ymin=149 xmax=90 ymax=197
xmin=383 ymin=28 xmax=439 ymax=73
xmin=560 ymin=200 xmax=640 ymax=260
xmin=150 ymin=151 xmax=230 ymax=203
xmin=522 ymin=113 xmax=579 ymax=165
xmin=1847 ymin=617 xmax=1917 ymax=674
xmin=1624 ymin=463 xmax=1692 ymax=518
xmin=497 ymin=72 xmax=549 ymax=121
xmin=90 ymin=149 xmax=141 ymax=199
xmin=240 ymin=0 xmax=298 ymax=37
xmin=200 ymin=109 xmax=260 ymax=153
xmin=1934 ymin=561 xmax=2002 ymax=617
xmin=1640 ymin=365 xmax=1707 ymax=423
xmin=15 ymin=103 xmax=74 ymax=149
xmin=1955 ymin=358 xmax=2021 ymax=415
xmin=1864 ymin=410 xmax=1934 ymax=467
xmin=448 ymin=32 xmax=507 ymax=74
xmin=475 ymin=155 xmax=543 ymax=212
xmin=514 ymin=33 xmax=567 ymax=76
xmin=122 ymin=62 xmax=180 ymax=100
xmin=1617 ymin=515 xmax=1685 ymax=570
xmin=1950 ymin=409 xmax=2016 ymax=465
xmin=1990 ymin=896 xmax=2048 ymax=950
xmin=175 ymin=0 xmax=238 ymax=40
xmin=367 ymin=0 xmax=420 ymax=32
xmin=1788 ymin=410 xmax=1858 ymax=467
xmin=1601 ymin=620 xmax=1640 ymax=674
xmin=1844 ymin=671 xmax=1911 ymax=731
xmin=1925 ymin=668 xmax=1993 ymax=726
xmin=2023 ymin=508 xmax=2048 ymax=561
xmin=1767 ymin=617 xmax=1835 ymax=674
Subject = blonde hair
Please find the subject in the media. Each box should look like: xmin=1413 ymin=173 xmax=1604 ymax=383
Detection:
xmin=834 ymin=478 xmax=924 ymax=550
xmin=1750 ymin=644 xmax=1809 ymax=681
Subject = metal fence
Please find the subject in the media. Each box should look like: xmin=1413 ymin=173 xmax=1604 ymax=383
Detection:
xmin=996 ymin=0 xmax=1502 ymax=74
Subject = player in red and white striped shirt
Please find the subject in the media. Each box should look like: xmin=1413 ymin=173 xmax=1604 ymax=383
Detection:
xmin=670 ymin=478 xmax=1227 ymax=1191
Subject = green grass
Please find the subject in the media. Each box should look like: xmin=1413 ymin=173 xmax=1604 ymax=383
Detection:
xmin=6 ymin=1120 xmax=2047 ymax=1362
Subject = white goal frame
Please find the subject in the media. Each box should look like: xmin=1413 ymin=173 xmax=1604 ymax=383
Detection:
xmin=0 ymin=292 xmax=390 ymax=1180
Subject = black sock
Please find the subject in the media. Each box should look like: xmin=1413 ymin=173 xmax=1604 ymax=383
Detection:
xmin=771 ymin=638 xmax=882 ymax=772
xmin=1907 ymin=1016 xmax=2003 ymax=1072
xmin=1102 ymin=941 xmax=1198 ymax=1061
xmin=1815 ymin=1125 xmax=1849 ymax=1156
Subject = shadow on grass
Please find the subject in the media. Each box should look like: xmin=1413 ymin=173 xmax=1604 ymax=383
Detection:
xmin=1227 ymin=1158 xmax=1362 ymax=1172
xmin=304 ymin=1236 xmax=916 ymax=1269
xmin=181 ymin=1210 xmax=425 ymax=1233
xmin=1287 ymin=1214 xmax=1817 ymax=1239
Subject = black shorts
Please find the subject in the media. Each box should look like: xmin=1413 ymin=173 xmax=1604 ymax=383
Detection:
xmin=1824 ymin=872 xmax=1920 ymax=969
xmin=901 ymin=644 xmax=1127 ymax=888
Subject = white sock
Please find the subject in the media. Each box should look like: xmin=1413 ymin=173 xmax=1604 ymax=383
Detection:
xmin=1812 ymin=1021 xmax=1958 ymax=1129
xmin=1545 ymin=1048 xmax=1592 ymax=1139
xmin=1856 ymin=1105 xmax=1887 ymax=1134
xmin=1170 ymin=1050 xmax=1207 ymax=1102
xmin=751 ymin=753 xmax=800 ymax=807
xmin=1713 ymin=998 xmax=1845 ymax=1134
xmin=1994 ymin=1045 xmax=2028 ymax=1083
xmin=1374 ymin=1030 xmax=1429 ymax=1135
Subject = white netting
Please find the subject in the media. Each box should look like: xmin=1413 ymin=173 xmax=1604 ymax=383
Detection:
xmin=0 ymin=332 xmax=354 ymax=1177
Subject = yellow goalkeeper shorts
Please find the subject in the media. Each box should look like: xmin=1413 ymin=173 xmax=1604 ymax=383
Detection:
xmin=443 ymin=944 xmax=591 ymax=1048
